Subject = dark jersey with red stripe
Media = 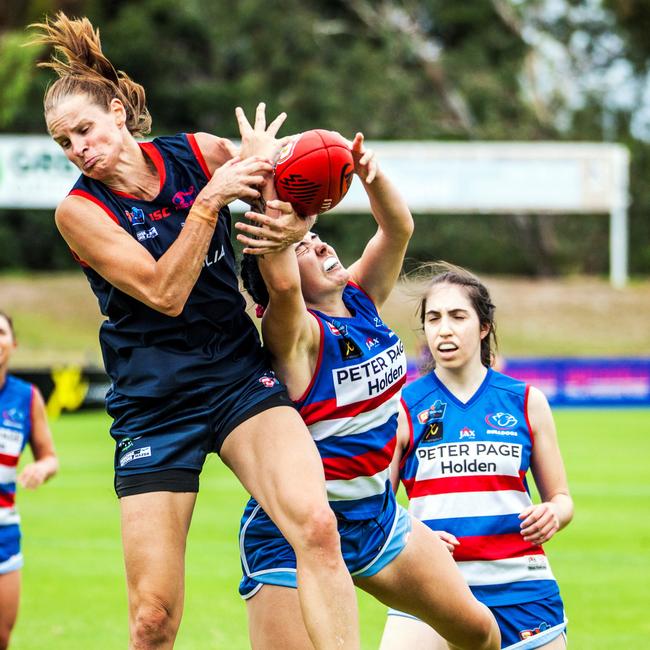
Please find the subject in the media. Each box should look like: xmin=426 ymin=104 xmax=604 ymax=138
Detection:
xmin=69 ymin=133 xmax=267 ymax=398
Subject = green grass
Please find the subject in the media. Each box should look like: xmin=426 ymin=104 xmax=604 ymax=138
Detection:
xmin=10 ymin=408 xmax=650 ymax=648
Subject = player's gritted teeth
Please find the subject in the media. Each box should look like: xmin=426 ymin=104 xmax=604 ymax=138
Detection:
xmin=323 ymin=256 xmax=339 ymax=272
xmin=437 ymin=343 xmax=458 ymax=352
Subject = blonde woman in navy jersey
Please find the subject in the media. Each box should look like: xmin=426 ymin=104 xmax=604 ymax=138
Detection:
xmin=236 ymin=147 xmax=500 ymax=650
xmin=31 ymin=12 xmax=361 ymax=650
xmin=381 ymin=263 xmax=574 ymax=650
xmin=0 ymin=312 xmax=58 ymax=649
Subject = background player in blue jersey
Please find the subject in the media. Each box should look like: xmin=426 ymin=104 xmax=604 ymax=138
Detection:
xmin=237 ymin=146 xmax=500 ymax=650
xmin=33 ymin=13 xmax=360 ymax=649
xmin=0 ymin=311 xmax=58 ymax=649
xmin=380 ymin=264 xmax=574 ymax=650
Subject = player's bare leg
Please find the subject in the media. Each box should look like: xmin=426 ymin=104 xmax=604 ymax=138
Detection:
xmin=222 ymin=406 xmax=359 ymax=650
xmin=356 ymin=518 xmax=499 ymax=650
xmin=120 ymin=491 xmax=196 ymax=650
xmin=0 ymin=570 xmax=20 ymax=650
xmin=247 ymin=585 xmax=314 ymax=650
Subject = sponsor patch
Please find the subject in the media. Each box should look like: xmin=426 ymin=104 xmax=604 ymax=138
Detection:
xmin=119 ymin=446 xmax=152 ymax=467
xmin=0 ymin=427 xmax=23 ymax=456
xmin=172 ymin=186 xmax=196 ymax=209
xmin=2 ymin=408 xmax=25 ymax=429
xmin=365 ymin=337 xmax=380 ymax=350
xmin=258 ymin=375 xmax=279 ymax=389
xmin=527 ymin=555 xmax=548 ymax=571
xmin=459 ymin=427 xmax=475 ymax=439
xmin=338 ymin=337 xmax=363 ymax=361
xmin=136 ymin=227 xmax=158 ymax=241
xmin=127 ymin=206 xmax=145 ymax=225
xmin=423 ymin=421 xmax=443 ymax=442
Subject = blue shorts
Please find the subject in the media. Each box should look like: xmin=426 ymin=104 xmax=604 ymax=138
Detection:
xmin=0 ymin=524 xmax=23 ymax=575
xmin=239 ymin=489 xmax=412 ymax=599
xmin=389 ymin=592 xmax=567 ymax=650
xmin=106 ymin=367 xmax=290 ymax=496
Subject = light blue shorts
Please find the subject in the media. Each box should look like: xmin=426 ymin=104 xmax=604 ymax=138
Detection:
xmin=239 ymin=489 xmax=411 ymax=599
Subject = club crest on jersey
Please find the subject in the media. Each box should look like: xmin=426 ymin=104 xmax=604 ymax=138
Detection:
xmin=2 ymin=408 xmax=25 ymax=429
xmin=485 ymin=412 xmax=518 ymax=429
xmin=258 ymin=374 xmax=279 ymax=388
xmin=338 ymin=337 xmax=363 ymax=360
xmin=126 ymin=206 xmax=146 ymax=225
xmin=172 ymin=185 xmax=196 ymax=209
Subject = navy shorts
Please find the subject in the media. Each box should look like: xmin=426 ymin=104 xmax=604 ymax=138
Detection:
xmin=389 ymin=591 xmax=566 ymax=649
xmin=106 ymin=368 xmax=291 ymax=497
xmin=0 ymin=524 xmax=22 ymax=574
xmin=239 ymin=489 xmax=412 ymax=599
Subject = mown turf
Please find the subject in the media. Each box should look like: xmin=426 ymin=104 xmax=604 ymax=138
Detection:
xmin=10 ymin=408 xmax=650 ymax=648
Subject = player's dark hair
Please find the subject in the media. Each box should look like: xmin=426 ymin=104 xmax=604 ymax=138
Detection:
xmin=241 ymin=254 xmax=269 ymax=310
xmin=0 ymin=310 xmax=16 ymax=341
xmin=31 ymin=12 xmax=152 ymax=137
xmin=417 ymin=262 xmax=497 ymax=368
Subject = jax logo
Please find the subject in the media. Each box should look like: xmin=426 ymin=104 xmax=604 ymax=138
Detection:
xmin=459 ymin=427 xmax=475 ymax=439
xmin=485 ymin=412 xmax=518 ymax=429
xmin=127 ymin=206 xmax=146 ymax=225
xmin=172 ymin=186 xmax=196 ymax=209
xmin=365 ymin=337 xmax=379 ymax=350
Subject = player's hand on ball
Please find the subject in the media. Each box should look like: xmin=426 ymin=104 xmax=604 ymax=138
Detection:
xmin=351 ymin=132 xmax=377 ymax=184
xmin=235 ymin=200 xmax=316 ymax=255
xmin=236 ymin=102 xmax=290 ymax=164
xmin=518 ymin=502 xmax=561 ymax=545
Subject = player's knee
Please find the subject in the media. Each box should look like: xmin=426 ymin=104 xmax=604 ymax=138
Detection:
xmin=131 ymin=599 xmax=177 ymax=648
xmin=293 ymin=503 xmax=340 ymax=556
xmin=457 ymin=606 xmax=500 ymax=650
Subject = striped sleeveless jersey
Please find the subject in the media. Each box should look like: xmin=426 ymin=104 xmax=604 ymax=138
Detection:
xmin=295 ymin=283 xmax=408 ymax=520
xmin=0 ymin=375 xmax=33 ymax=529
xmin=400 ymin=368 xmax=559 ymax=606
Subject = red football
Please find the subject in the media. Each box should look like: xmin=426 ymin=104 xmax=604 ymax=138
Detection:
xmin=274 ymin=129 xmax=354 ymax=217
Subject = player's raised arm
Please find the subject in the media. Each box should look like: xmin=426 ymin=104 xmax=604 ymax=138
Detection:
xmin=347 ymin=133 xmax=414 ymax=308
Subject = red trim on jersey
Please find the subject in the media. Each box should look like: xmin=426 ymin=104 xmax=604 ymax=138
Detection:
xmin=346 ymin=280 xmax=375 ymax=306
xmin=299 ymin=373 xmax=406 ymax=426
xmin=398 ymin=397 xmax=414 ymax=473
xmin=186 ymin=133 xmax=211 ymax=180
xmin=453 ymin=533 xmax=545 ymax=562
xmin=294 ymin=314 xmax=325 ymax=405
xmin=403 ymin=473 xmax=527 ymax=499
xmin=323 ymin=435 xmax=396 ymax=481
xmin=68 ymin=189 xmax=120 ymax=266
xmin=29 ymin=384 xmax=35 ymax=436
xmin=0 ymin=493 xmax=15 ymax=508
xmin=69 ymin=189 xmax=120 ymax=225
xmin=524 ymin=384 xmax=535 ymax=450
xmin=0 ymin=454 xmax=19 ymax=468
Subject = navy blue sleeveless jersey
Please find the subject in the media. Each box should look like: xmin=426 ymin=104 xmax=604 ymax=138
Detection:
xmin=69 ymin=133 xmax=267 ymax=397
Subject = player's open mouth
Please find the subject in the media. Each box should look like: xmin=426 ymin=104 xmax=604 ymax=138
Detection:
xmin=323 ymin=257 xmax=338 ymax=272
xmin=438 ymin=343 xmax=458 ymax=352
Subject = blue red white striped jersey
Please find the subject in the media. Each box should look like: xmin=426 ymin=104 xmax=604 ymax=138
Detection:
xmin=399 ymin=368 xmax=560 ymax=606
xmin=0 ymin=375 xmax=33 ymax=528
xmin=294 ymin=283 xmax=408 ymax=520
xmin=69 ymin=133 xmax=267 ymax=398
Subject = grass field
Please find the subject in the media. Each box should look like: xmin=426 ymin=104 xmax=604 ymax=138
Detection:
xmin=9 ymin=408 xmax=650 ymax=649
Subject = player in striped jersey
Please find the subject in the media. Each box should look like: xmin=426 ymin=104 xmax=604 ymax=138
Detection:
xmin=0 ymin=311 xmax=58 ymax=649
xmin=237 ymin=146 xmax=499 ymax=650
xmin=380 ymin=264 xmax=573 ymax=650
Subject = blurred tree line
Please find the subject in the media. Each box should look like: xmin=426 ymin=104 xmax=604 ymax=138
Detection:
xmin=0 ymin=0 xmax=648 ymax=276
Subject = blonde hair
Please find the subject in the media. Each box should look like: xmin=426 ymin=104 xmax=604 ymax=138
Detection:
xmin=31 ymin=12 xmax=151 ymax=137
